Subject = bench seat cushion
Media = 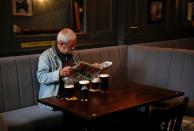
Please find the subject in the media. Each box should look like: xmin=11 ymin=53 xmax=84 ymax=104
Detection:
xmin=1 ymin=105 xmax=65 ymax=131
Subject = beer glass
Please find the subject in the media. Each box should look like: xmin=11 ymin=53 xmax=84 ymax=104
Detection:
xmin=64 ymin=77 xmax=75 ymax=100
xmin=99 ymin=74 xmax=109 ymax=92
xmin=90 ymin=74 xmax=100 ymax=92
xmin=79 ymin=80 xmax=90 ymax=101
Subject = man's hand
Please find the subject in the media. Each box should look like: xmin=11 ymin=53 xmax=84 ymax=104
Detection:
xmin=59 ymin=66 xmax=73 ymax=77
xmin=93 ymin=63 xmax=100 ymax=68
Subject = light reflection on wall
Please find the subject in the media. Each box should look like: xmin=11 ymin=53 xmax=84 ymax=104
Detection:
xmin=37 ymin=0 xmax=45 ymax=3
xmin=34 ymin=0 xmax=56 ymax=11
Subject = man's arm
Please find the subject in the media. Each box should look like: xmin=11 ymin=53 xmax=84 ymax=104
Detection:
xmin=37 ymin=54 xmax=60 ymax=84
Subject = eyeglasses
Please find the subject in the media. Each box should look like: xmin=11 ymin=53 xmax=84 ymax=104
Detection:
xmin=58 ymin=40 xmax=76 ymax=50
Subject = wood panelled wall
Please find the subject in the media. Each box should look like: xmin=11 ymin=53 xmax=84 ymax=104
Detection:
xmin=0 ymin=0 xmax=193 ymax=57
xmin=118 ymin=0 xmax=192 ymax=44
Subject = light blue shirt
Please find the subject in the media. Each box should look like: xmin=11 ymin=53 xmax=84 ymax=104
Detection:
xmin=37 ymin=45 xmax=78 ymax=109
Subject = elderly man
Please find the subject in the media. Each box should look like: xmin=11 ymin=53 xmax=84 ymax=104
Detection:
xmin=37 ymin=28 xmax=79 ymax=108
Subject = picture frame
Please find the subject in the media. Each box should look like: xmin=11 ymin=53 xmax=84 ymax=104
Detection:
xmin=148 ymin=0 xmax=164 ymax=23
xmin=13 ymin=0 xmax=33 ymax=16
xmin=188 ymin=2 xmax=194 ymax=21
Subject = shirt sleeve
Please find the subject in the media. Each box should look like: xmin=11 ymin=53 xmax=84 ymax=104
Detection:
xmin=37 ymin=53 xmax=60 ymax=84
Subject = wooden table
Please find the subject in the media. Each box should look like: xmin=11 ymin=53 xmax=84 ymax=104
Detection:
xmin=38 ymin=82 xmax=184 ymax=130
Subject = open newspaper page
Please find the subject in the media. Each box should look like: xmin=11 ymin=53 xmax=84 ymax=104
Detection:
xmin=72 ymin=61 xmax=101 ymax=80
xmin=72 ymin=61 xmax=112 ymax=81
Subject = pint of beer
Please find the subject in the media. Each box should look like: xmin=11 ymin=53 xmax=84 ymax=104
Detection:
xmin=64 ymin=84 xmax=74 ymax=98
xmin=99 ymin=74 xmax=109 ymax=91
xmin=79 ymin=80 xmax=90 ymax=101
xmin=64 ymin=77 xmax=75 ymax=99
xmin=90 ymin=74 xmax=100 ymax=92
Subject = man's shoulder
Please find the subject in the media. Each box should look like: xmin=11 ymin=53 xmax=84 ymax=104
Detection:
xmin=40 ymin=48 xmax=55 ymax=56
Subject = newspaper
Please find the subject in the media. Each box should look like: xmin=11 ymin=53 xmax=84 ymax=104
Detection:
xmin=72 ymin=61 xmax=112 ymax=80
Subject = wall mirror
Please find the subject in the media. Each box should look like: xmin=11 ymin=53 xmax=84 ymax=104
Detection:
xmin=12 ymin=0 xmax=86 ymax=37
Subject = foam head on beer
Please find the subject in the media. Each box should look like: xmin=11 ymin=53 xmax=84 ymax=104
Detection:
xmin=79 ymin=80 xmax=90 ymax=85
xmin=64 ymin=84 xmax=74 ymax=88
xmin=99 ymin=74 xmax=109 ymax=78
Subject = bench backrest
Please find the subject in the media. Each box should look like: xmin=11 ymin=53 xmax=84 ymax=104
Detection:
xmin=127 ymin=45 xmax=194 ymax=101
xmin=1 ymin=44 xmax=193 ymax=114
xmin=0 ymin=54 xmax=40 ymax=112
xmin=139 ymin=37 xmax=194 ymax=50
xmin=0 ymin=45 xmax=128 ymax=112
xmin=74 ymin=45 xmax=128 ymax=88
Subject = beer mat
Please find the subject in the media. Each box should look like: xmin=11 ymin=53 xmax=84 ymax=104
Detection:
xmin=89 ymin=88 xmax=100 ymax=92
xmin=65 ymin=96 xmax=78 ymax=101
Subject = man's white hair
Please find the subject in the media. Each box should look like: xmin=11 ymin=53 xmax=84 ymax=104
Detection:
xmin=57 ymin=28 xmax=77 ymax=44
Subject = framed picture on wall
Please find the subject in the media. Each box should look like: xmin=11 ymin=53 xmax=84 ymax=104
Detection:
xmin=148 ymin=0 xmax=164 ymax=23
xmin=13 ymin=0 xmax=33 ymax=16
xmin=188 ymin=2 xmax=194 ymax=21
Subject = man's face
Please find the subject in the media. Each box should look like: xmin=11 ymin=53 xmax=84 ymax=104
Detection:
xmin=57 ymin=40 xmax=76 ymax=54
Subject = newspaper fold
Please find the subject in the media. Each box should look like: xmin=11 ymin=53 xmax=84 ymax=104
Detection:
xmin=72 ymin=61 xmax=112 ymax=80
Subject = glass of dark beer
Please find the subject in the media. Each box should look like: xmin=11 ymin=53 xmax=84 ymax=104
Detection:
xmin=64 ymin=77 xmax=75 ymax=100
xmin=79 ymin=80 xmax=90 ymax=102
xmin=90 ymin=74 xmax=100 ymax=92
xmin=99 ymin=74 xmax=109 ymax=92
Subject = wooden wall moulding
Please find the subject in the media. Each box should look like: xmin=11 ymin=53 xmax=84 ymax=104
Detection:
xmin=21 ymin=41 xmax=54 ymax=48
